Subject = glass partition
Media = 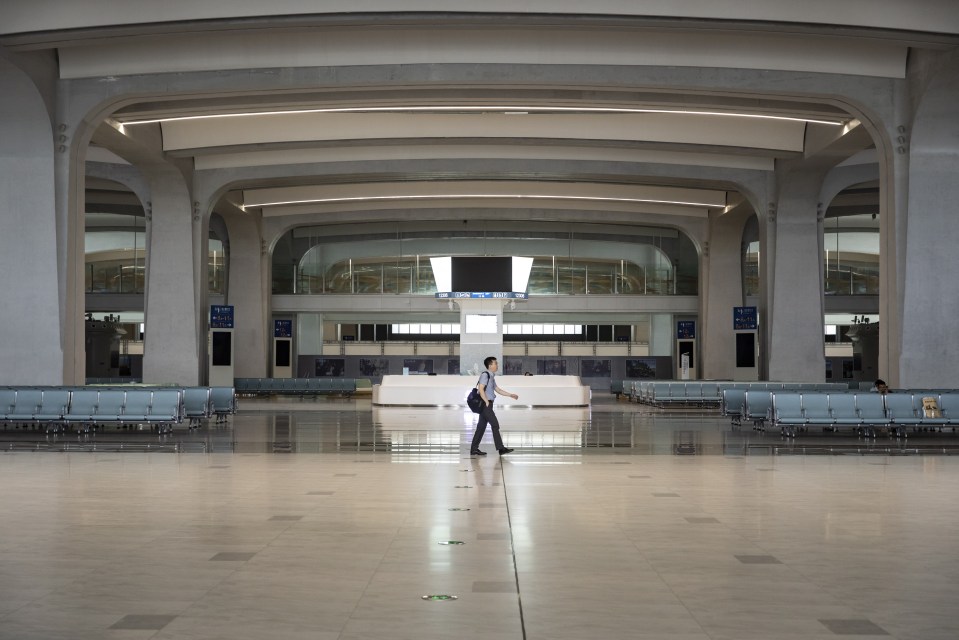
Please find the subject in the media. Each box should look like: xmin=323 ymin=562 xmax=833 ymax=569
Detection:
xmin=272 ymin=224 xmax=698 ymax=296
xmin=85 ymin=214 xmax=146 ymax=294
xmin=86 ymin=213 xmax=228 ymax=295
xmin=823 ymin=215 xmax=879 ymax=295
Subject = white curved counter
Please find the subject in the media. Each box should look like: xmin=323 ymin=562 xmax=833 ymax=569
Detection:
xmin=372 ymin=374 xmax=591 ymax=407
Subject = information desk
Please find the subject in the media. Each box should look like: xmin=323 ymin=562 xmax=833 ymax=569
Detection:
xmin=372 ymin=374 xmax=591 ymax=407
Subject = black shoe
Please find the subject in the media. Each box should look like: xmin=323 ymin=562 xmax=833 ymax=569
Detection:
xmin=498 ymin=448 xmax=514 ymax=455
xmin=470 ymin=449 xmax=487 ymax=456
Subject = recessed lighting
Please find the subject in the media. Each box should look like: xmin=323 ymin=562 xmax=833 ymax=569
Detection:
xmin=120 ymin=106 xmax=845 ymax=126
xmin=250 ymin=194 xmax=724 ymax=208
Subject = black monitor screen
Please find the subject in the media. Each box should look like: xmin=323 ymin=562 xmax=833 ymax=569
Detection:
xmin=451 ymin=257 xmax=512 ymax=292
xmin=212 ymin=331 xmax=232 ymax=366
xmin=275 ymin=340 xmax=291 ymax=367
xmin=736 ymin=333 xmax=755 ymax=367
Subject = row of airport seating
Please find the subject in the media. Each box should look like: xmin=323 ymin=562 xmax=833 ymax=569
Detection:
xmin=623 ymin=380 xmax=849 ymax=407
xmin=0 ymin=386 xmax=235 ymax=433
xmin=722 ymin=389 xmax=958 ymax=438
xmin=234 ymin=377 xmax=357 ymax=397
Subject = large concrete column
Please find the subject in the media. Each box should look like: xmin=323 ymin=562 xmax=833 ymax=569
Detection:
xmin=220 ymin=209 xmax=268 ymax=378
xmin=649 ymin=313 xmax=673 ymax=357
xmin=0 ymin=59 xmax=63 ymax=384
xmin=296 ymin=313 xmax=323 ymax=376
xmin=899 ymin=52 xmax=959 ymax=387
xmin=767 ymin=166 xmax=827 ymax=382
xmin=142 ymin=165 xmax=201 ymax=384
xmin=702 ymin=205 xmax=756 ymax=380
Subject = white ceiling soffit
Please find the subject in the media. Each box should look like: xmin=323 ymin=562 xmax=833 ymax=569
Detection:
xmin=161 ymin=112 xmax=806 ymax=153
xmin=837 ymin=148 xmax=879 ymax=167
xmin=4 ymin=1 xmax=959 ymax=37
xmin=86 ymin=145 xmax=130 ymax=165
xmin=194 ymin=145 xmax=775 ymax=172
xmin=243 ymin=181 xmax=726 ymax=218
xmin=58 ymin=28 xmax=906 ymax=79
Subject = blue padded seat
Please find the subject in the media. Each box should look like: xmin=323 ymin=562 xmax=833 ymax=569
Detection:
xmin=65 ymin=390 xmax=99 ymax=423
xmin=149 ymin=389 xmax=183 ymax=424
xmin=0 ymin=389 xmax=18 ymax=421
xmin=772 ymin=392 xmax=804 ymax=426
xmin=801 ymin=393 xmax=833 ymax=426
xmin=828 ymin=393 xmax=862 ymax=427
xmin=855 ymin=393 xmax=888 ymax=425
xmin=210 ymin=387 xmax=236 ymax=417
xmin=183 ymin=387 xmax=213 ymax=420
xmin=884 ymin=393 xmax=921 ymax=427
xmin=95 ymin=390 xmax=126 ymax=422
xmin=722 ymin=389 xmax=746 ymax=420
xmin=123 ymin=390 xmax=154 ymax=422
xmin=8 ymin=389 xmax=44 ymax=423
xmin=744 ymin=390 xmax=773 ymax=424
xmin=36 ymin=389 xmax=71 ymax=422
xmin=938 ymin=393 xmax=959 ymax=425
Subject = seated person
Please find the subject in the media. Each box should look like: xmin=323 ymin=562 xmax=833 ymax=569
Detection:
xmin=874 ymin=379 xmax=891 ymax=394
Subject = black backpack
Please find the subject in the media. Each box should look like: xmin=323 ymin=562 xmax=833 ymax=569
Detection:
xmin=466 ymin=372 xmax=489 ymax=413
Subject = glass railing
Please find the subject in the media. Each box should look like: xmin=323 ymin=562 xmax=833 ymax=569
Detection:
xmin=276 ymin=260 xmax=693 ymax=295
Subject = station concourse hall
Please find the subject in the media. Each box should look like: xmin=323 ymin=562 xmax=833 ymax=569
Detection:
xmin=2 ymin=3 xmax=959 ymax=640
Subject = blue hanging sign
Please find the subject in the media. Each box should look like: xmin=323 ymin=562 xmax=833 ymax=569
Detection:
xmin=435 ymin=292 xmax=528 ymax=299
xmin=274 ymin=319 xmax=293 ymax=338
xmin=210 ymin=305 xmax=234 ymax=329
xmin=733 ymin=306 xmax=758 ymax=331
xmin=677 ymin=321 xmax=696 ymax=339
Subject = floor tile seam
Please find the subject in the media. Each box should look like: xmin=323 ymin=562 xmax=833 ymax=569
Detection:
xmin=0 ymin=544 xmax=134 ymax=624
xmin=783 ymin=562 xmax=907 ymax=626
xmin=620 ymin=532 xmax=713 ymax=639
xmin=712 ymin=532 xmax=899 ymax=628
xmin=157 ymin=523 xmax=303 ymax=627
xmin=334 ymin=510 xmax=409 ymax=635
xmin=499 ymin=460 xmax=528 ymax=640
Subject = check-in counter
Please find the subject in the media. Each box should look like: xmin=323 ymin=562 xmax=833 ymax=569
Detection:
xmin=372 ymin=374 xmax=591 ymax=407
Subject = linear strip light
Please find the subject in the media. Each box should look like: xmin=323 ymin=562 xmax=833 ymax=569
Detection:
xmin=247 ymin=194 xmax=725 ymax=209
xmin=122 ymin=106 xmax=845 ymax=126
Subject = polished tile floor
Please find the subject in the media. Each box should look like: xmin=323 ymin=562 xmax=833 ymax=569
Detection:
xmin=1 ymin=395 xmax=958 ymax=639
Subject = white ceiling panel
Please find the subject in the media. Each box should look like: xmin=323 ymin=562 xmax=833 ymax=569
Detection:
xmin=194 ymin=145 xmax=776 ymax=171
xmin=162 ymin=112 xmax=806 ymax=152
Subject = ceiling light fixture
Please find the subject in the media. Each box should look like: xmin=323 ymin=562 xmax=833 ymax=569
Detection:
xmin=249 ymin=194 xmax=725 ymax=208
xmin=121 ymin=106 xmax=845 ymax=126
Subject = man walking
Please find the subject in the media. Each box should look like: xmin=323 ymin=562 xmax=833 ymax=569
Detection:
xmin=470 ymin=356 xmax=518 ymax=456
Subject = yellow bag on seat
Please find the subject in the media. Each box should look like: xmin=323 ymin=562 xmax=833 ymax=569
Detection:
xmin=921 ymin=396 xmax=942 ymax=418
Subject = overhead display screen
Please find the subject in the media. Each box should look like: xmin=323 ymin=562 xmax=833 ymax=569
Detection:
xmin=451 ymin=257 xmax=512 ymax=292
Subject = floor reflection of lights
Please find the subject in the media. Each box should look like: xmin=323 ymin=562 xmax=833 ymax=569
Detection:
xmin=373 ymin=406 xmax=591 ymax=461
xmin=20 ymin=395 xmax=959 ymax=458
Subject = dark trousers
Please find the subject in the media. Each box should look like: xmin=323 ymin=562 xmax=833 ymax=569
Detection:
xmin=470 ymin=404 xmax=504 ymax=452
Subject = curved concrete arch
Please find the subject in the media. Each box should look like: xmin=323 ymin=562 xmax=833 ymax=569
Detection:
xmin=85 ymin=161 xmax=150 ymax=211
xmin=820 ymin=163 xmax=880 ymax=213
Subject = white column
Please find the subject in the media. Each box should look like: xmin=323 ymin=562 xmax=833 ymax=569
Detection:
xmin=222 ymin=210 xmax=268 ymax=378
xmin=702 ymin=207 xmax=755 ymax=380
xmin=457 ymin=298 xmax=506 ymax=376
xmin=649 ymin=313 xmax=673 ymax=357
xmin=767 ymin=169 xmax=826 ymax=382
xmin=0 ymin=59 xmax=63 ymax=384
xmin=142 ymin=166 xmax=200 ymax=385
xmin=297 ymin=313 xmax=324 ymax=362
xmin=899 ymin=54 xmax=959 ymax=387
